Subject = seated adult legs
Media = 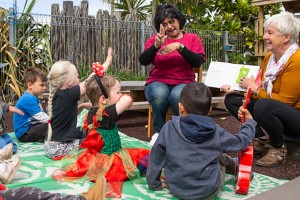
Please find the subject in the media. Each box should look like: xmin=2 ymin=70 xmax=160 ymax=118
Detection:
xmin=224 ymin=93 xmax=263 ymax=137
xmin=169 ymin=83 xmax=187 ymax=115
xmin=254 ymin=98 xmax=300 ymax=167
xmin=145 ymin=82 xmax=170 ymax=133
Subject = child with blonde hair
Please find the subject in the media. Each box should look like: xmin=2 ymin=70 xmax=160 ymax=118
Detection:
xmin=52 ymin=63 xmax=150 ymax=198
xmin=45 ymin=48 xmax=113 ymax=159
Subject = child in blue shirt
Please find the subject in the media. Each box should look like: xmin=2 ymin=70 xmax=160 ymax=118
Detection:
xmin=13 ymin=67 xmax=48 ymax=142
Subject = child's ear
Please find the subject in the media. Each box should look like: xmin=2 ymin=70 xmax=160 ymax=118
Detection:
xmin=178 ymin=102 xmax=185 ymax=116
xmin=207 ymin=106 xmax=212 ymax=115
xmin=99 ymin=95 xmax=107 ymax=105
xmin=27 ymin=82 xmax=33 ymax=89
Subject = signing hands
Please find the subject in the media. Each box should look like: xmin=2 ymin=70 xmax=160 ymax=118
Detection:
xmin=154 ymin=24 xmax=179 ymax=55
xmin=154 ymin=24 xmax=167 ymax=49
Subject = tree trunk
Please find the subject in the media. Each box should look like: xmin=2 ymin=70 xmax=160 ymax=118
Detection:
xmin=152 ymin=0 xmax=156 ymax=14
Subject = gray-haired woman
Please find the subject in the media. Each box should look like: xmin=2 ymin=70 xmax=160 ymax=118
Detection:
xmin=224 ymin=12 xmax=300 ymax=167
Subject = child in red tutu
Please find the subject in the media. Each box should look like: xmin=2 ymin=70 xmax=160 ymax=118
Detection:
xmin=52 ymin=63 xmax=150 ymax=198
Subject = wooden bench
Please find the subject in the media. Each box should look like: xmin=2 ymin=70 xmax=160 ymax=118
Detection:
xmin=127 ymin=101 xmax=149 ymax=110
xmin=127 ymin=97 xmax=225 ymax=111
xmin=121 ymin=80 xmax=226 ymax=137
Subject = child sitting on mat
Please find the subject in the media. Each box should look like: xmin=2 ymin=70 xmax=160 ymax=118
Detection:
xmin=13 ymin=67 xmax=48 ymax=143
xmin=52 ymin=63 xmax=150 ymax=198
xmin=146 ymin=82 xmax=256 ymax=200
xmin=44 ymin=48 xmax=113 ymax=159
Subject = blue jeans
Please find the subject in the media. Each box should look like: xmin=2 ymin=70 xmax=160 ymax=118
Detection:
xmin=0 ymin=134 xmax=17 ymax=153
xmin=145 ymin=81 xmax=187 ymax=133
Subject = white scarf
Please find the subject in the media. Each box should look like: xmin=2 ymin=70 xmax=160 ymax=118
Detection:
xmin=262 ymin=43 xmax=299 ymax=97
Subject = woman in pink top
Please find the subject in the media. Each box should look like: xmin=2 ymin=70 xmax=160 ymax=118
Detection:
xmin=139 ymin=4 xmax=205 ymax=144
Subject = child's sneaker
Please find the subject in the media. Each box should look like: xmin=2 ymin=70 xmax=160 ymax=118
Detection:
xmin=0 ymin=155 xmax=21 ymax=184
xmin=0 ymin=143 xmax=13 ymax=160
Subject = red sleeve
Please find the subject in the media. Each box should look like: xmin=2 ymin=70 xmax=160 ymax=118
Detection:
xmin=144 ymin=34 xmax=157 ymax=50
xmin=79 ymin=129 xmax=104 ymax=154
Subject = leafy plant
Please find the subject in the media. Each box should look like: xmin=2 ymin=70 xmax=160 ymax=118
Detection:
xmin=154 ymin=0 xmax=282 ymax=58
xmin=0 ymin=0 xmax=52 ymax=102
xmin=102 ymin=0 xmax=151 ymax=20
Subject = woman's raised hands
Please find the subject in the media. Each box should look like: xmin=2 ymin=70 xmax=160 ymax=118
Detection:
xmin=154 ymin=24 xmax=167 ymax=48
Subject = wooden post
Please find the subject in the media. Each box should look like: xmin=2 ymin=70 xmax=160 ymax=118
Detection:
xmin=254 ymin=6 xmax=265 ymax=67
xmin=51 ymin=4 xmax=59 ymax=63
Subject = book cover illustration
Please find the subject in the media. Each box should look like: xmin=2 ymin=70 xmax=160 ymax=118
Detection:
xmin=204 ymin=61 xmax=260 ymax=92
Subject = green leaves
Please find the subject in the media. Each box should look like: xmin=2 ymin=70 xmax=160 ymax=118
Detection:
xmin=105 ymin=0 xmax=151 ymax=20
xmin=156 ymin=0 xmax=281 ymax=62
xmin=0 ymin=1 xmax=52 ymax=102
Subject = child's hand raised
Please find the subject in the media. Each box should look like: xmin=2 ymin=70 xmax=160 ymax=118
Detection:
xmin=238 ymin=106 xmax=252 ymax=120
xmin=103 ymin=47 xmax=113 ymax=71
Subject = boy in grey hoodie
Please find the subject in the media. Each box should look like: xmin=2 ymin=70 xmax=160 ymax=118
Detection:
xmin=146 ymin=82 xmax=256 ymax=200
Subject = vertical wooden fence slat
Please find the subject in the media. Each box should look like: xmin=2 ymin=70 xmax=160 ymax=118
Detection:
xmin=51 ymin=4 xmax=59 ymax=64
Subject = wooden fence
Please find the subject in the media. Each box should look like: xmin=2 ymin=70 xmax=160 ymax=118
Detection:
xmin=49 ymin=1 xmax=253 ymax=77
xmin=50 ymin=1 xmax=153 ymax=76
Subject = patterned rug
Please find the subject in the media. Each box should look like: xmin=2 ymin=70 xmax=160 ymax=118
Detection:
xmin=6 ymin=132 xmax=287 ymax=200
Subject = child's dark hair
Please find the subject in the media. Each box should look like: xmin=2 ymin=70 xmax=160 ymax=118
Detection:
xmin=24 ymin=67 xmax=47 ymax=88
xmin=154 ymin=3 xmax=186 ymax=32
xmin=86 ymin=74 xmax=120 ymax=107
xmin=179 ymin=82 xmax=212 ymax=115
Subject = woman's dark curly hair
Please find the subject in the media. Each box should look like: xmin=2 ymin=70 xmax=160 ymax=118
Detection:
xmin=154 ymin=4 xmax=186 ymax=32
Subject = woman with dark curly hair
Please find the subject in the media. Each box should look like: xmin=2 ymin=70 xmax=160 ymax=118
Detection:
xmin=139 ymin=4 xmax=206 ymax=145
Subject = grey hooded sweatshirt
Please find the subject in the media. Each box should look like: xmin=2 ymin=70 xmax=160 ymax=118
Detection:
xmin=146 ymin=114 xmax=256 ymax=200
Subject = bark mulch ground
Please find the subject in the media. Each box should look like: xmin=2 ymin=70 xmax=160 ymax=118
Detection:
xmin=4 ymin=108 xmax=300 ymax=180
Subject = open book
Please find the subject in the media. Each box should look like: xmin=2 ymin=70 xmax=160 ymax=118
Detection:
xmin=204 ymin=61 xmax=260 ymax=92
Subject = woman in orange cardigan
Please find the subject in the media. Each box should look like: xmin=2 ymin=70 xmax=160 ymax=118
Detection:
xmin=224 ymin=12 xmax=300 ymax=167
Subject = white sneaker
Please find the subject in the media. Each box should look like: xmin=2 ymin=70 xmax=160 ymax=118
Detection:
xmin=150 ymin=133 xmax=159 ymax=146
xmin=0 ymin=155 xmax=21 ymax=184
xmin=0 ymin=143 xmax=13 ymax=160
